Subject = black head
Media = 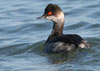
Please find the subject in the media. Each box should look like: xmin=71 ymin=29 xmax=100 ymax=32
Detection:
xmin=38 ymin=4 xmax=64 ymax=23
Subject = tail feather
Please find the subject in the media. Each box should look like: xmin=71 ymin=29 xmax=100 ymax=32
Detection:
xmin=79 ymin=40 xmax=90 ymax=48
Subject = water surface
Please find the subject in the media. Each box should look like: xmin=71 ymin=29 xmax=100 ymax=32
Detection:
xmin=0 ymin=0 xmax=100 ymax=71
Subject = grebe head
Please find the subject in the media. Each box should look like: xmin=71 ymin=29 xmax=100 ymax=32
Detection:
xmin=38 ymin=4 xmax=64 ymax=23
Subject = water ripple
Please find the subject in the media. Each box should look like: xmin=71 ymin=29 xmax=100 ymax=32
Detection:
xmin=0 ymin=0 xmax=100 ymax=71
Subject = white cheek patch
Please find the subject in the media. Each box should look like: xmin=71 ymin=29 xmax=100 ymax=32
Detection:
xmin=57 ymin=12 xmax=64 ymax=22
xmin=46 ymin=16 xmax=57 ymax=21
xmin=46 ymin=12 xmax=64 ymax=23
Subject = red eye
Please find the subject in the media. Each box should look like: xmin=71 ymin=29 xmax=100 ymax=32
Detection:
xmin=48 ymin=12 xmax=52 ymax=15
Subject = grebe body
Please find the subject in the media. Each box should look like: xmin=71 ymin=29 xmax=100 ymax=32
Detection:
xmin=38 ymin=4 xmax=89 ymax=53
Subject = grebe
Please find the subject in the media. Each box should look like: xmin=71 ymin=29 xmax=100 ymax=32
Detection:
xmin=37 ymin=4 xmax=90 ymax=53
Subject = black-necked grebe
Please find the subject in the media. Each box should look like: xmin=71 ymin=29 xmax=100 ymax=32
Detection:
xmin=37 ymin=4 xmax=90 ymax=53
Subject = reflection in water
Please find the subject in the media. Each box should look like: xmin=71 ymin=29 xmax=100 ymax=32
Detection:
xmin=25 ymin=41 xmax=78 ymax=64
xmin=27 ymin=41 xmax=94 ymax=65
xmin=46 ymin=51 xmax=77 ymax=64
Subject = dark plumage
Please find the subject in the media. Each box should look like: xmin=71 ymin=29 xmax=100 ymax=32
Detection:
xmin=38 ymin=4 xmax=90 ymax=53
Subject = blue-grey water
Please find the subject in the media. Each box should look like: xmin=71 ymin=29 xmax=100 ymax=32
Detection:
xmin=0 ymin=0 xmax=100 ymax=71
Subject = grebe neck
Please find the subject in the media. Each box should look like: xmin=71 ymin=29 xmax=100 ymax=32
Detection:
xmin=50 ymin=21 xmax=64 ymax=37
